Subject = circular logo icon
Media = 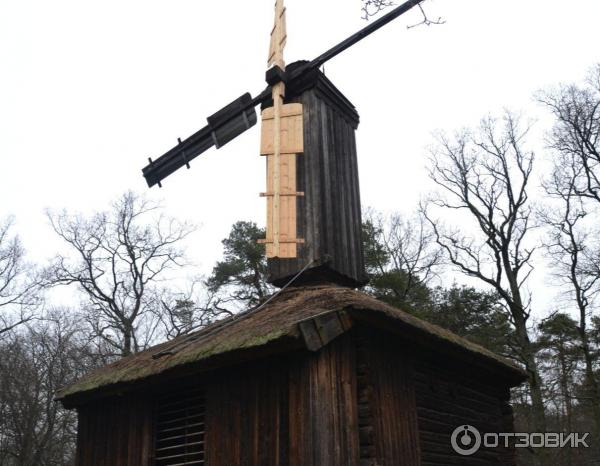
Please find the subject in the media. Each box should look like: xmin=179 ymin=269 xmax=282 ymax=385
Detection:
xmin=451 ymin=425 xmax=482 ymax=456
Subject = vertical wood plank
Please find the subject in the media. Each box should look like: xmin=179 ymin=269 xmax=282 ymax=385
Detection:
xmin=360 ymin=329 xmax=421 ymax=466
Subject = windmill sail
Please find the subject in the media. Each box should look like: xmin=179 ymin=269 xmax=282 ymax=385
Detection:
xmin=261 ymin=0 xmax=305 ymax=259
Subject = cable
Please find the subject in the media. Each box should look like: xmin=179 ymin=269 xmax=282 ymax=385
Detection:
xmin=152 ymin=258 xmax=317 ymax=359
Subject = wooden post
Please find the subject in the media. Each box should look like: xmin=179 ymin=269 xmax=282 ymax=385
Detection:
xmin=272 ymin=82 xmax=283 ymax=257
xmin=271 ymin=0 xmax=285 ymax=258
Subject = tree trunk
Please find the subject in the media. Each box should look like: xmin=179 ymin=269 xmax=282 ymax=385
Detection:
xmin=580 ymin=332 xmax=600 ymax=436
xmin=512 ymin=306 xmax=547 ymax=466
xmin=122 ymin=326 xmax=133 ymax=357
xmin=558 ymin=350 xmax=574 ymax=466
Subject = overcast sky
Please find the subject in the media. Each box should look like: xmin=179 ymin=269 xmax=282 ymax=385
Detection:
xmin=1 ymin=0 xmax=599 ymax=315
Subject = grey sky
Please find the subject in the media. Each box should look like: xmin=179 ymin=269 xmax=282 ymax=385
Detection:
xmin=1 ymin=0 xmax=599 ymax=314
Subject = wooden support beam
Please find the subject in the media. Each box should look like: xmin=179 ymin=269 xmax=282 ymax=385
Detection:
xmin=272 ymin=82 xmax=283 ymax=257
xmin=260 ymin=191 xmax=304 ymax=197
xmin=257 ymin=239 xmax=305 ymax=245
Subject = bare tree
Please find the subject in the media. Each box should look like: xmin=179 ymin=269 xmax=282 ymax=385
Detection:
xmin=541 ymin=126 xmax=600 ymax=436
xmin=361 ymin=0 xmax=445 ymax=27
xmin=45 ymin=192 xmax=195 ymax=357
xmin=363 ymin=209 xmax=441 ymax=310
xmin=0 ymin=310 xmax=97 ymax=466
xmin=0 ymin=217 xmax=41 ymax=337
xmin=421 ymin=113 xmax=548 ymax=440
xmin=538 ymin=64 xmax=600 ymax=205
xmin=362 ymin=0 xmax=394 ymax=20
xmin=156 ymin=283 xmax=234 ymax=339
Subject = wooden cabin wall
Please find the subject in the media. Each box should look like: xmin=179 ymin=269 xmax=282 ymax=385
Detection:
xmin=287 ymin=332 xmax=359 ymax=466
xmin=75 ymin=393 xmax=153 ymax=466
xmin=204 ymin=360 xmax=289 ymax=466
xmin=72 ymin=336 xmax=359 ymax=466
xmin=205 ymin=333 xmax=359 ymax=466
xmin=72 ymin=328 xmax=517 ymax=466
xmin=358 ymin=329 xmax=517 ymax=466
xmin=356 ymin=330 xmax=421 ymax=466
xmin=413 ymin=357 xmax=516 ymax=466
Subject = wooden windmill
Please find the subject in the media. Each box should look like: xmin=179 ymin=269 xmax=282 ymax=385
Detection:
xmin=142 ymin=0 xmax=427 ymax=286
xmin=60 ymin=6 xmax=529 ymax=464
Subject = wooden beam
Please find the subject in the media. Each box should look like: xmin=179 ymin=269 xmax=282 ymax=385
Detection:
xmin=298 ymin=311 xmax=354 ymax=352
xmin=257 ymin=239 xmax=305 ymax=245
xmin=260 ymin=192 xmax=304 ymax=197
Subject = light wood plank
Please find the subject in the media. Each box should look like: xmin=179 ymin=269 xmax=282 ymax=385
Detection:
xmin=261 ymin=104 xmax=304 ymax=155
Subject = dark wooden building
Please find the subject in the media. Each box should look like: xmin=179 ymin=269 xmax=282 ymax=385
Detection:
xmin=57 ymin=285 xmax=526 ymax=466
xmin=61 ymin=45 xmax=527 ymax=466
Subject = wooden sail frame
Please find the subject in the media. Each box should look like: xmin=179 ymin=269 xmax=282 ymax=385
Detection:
xmin=260 ymin=0 xmax=304 ymax=259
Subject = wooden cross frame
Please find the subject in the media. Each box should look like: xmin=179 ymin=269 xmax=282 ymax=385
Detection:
xmin=259 ymin=0 xmax=305 ymax=259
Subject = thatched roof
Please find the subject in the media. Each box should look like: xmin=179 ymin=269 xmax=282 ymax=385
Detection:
xmin=57 ymin=285 xmax=527 ymax=407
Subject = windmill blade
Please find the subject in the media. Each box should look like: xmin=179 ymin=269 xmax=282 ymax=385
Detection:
xmin=142 ymin=92 xmax=266 ymax=188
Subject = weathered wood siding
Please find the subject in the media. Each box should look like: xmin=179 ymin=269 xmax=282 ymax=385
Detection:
xmin=356 ymin=330 xmax=421 ymax=466
xmin=205 ymin=333 xmax=359 ymax=466
xmin=74 ymin=334 xmax=359 ymax=466
xmin=267 ymin=66 xmax=367 ymax=287
xmin=357 ymin=328 xmax=517 ymax=466
xmin=413 ymin=353 xmax=516 ymax=466
xmin=75 ymin=393 xmax=153 ymax=466
xmin=287 ymin=332 xmax=359 ymax=466
xmin=73 ymin=327 xmax=518 ymax=466
xmin=204 ymin=360 xmax=289 ymax=466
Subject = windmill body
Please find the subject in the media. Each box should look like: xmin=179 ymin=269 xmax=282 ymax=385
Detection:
xmin=264 ymin=61 xmax=366 ymax=287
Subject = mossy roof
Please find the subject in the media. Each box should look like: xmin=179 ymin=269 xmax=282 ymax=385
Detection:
xmin=57 ymin=285 xmax=527 ymax=405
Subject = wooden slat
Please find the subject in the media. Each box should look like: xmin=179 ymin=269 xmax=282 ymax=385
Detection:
xmin=258 ymin=239 xmax=305 ymax=244
xmin=156 ymin=442 xmax=204 ymax=453
xmin=158 ymin=412 xmax=204 ymax=426
xmin=155 ymin=451 xmax=203 ymax=461
xmin=261 ymin=104 xmax=303 ymax=120
xmin=260 ymin=191 xmax=304 ymax=197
